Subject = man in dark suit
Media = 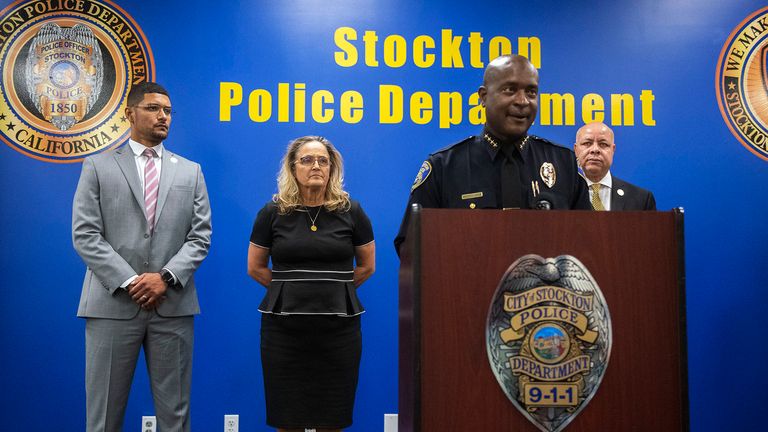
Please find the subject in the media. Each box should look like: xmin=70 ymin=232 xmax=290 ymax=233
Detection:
xmin=72 ymin=82 xmax=212 ymax=431
xmin=574 ymin=122 xmax=656 ymax=211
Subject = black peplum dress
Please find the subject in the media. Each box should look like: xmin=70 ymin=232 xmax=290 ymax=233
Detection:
xmin=250 ymin=199 xmax=374 ymax=429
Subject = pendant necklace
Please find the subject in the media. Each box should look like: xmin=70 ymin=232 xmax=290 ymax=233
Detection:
xmin=306 ymin=206 xmax=321 ymax=232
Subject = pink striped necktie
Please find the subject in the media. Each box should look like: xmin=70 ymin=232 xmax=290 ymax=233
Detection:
xmin=143 ymin=148 xmax=159 ymax=234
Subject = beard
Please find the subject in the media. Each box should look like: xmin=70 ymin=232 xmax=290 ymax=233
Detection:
xmin=149 ymin=125 xmax=169 ymax=141
xmin=151 ymin=130 xmax=168 ymax=140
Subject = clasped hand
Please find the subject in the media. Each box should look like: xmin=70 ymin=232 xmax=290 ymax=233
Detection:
xmin=128 ymin=273 xmax=167 ymax=309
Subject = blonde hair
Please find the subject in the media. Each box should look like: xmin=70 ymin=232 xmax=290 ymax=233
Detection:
xmin=273 ymin=136 xmax=351 ymax=214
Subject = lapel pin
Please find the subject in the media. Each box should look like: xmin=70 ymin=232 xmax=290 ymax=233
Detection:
xmin=170 ymin=156 xmax=178 ymax=163
xmin=617 ymin=188 xmax=625 ymax=196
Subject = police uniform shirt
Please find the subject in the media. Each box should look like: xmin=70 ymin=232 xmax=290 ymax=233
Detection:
xmin=394 ymin=132 xmax=591 ymax=254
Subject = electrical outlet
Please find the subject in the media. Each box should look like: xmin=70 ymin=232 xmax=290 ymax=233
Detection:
xmin=141 ymin=416 xmax=157 ymax=432
xmin=224 ymin=414 xmax=239 ymax=432
xmin=384 ymin=413 xmax=398 ymax=432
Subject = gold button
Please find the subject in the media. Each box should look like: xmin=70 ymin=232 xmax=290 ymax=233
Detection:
xmin=469 ymin=202 xmax=476 ymax=209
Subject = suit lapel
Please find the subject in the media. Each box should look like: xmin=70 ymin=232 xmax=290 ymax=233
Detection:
xmin=611 ymin=179 xmax=625 ymax=211
xmin=155 ymin=149 xmax=178 ymax=222
xmin=114 ymin=145 xmax=148 ymax=219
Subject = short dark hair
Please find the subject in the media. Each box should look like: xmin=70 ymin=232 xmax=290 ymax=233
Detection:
xmin=127 ymin=82 xmax=169 ymax=106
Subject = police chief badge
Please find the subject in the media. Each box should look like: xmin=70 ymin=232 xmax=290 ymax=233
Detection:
xmin=25 ymin=23 xmax=104 ymax=131
xmin=486 ymin=255 xmax=612 ymax=432
xmin=539 ymin=162 xmax=556 ymax=188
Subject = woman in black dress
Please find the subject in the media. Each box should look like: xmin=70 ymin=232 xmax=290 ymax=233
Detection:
xmin=247 ymin=136 xmax=375 ymax=432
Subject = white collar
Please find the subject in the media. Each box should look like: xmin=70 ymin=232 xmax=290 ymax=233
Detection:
xmin=584 ymin=171 xmax=612 ymax=189
xmin=128 ymin=139 xmax=164 ymax=158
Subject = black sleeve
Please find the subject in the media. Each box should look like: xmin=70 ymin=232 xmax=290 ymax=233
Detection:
xmin=351 ymin=200 xmax=374 ymax=246
xmin=249 ymin=202 xmax=276 ymax=247
xmin=570 ymin=156 xmax=592 ymax=210
xmin=394 ymin=156 xmax=442 ymax=255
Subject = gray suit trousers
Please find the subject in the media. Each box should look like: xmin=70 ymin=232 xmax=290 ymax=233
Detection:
xmin=85 ymin=311 xmax=194 ymax=432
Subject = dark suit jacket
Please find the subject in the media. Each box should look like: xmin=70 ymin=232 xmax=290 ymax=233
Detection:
xmin=611 ymin=175 xmax=656 ymax=211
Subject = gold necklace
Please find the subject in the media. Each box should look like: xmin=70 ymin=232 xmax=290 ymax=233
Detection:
xmin=306 ymin=206 xmax=321 ymax=231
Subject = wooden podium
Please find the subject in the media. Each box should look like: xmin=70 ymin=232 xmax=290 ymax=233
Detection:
xmin=398 ymin=207 xmax=687 ymax=431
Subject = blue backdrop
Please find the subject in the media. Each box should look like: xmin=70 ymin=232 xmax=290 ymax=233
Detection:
xmin=1 ymin=0 xmax=766 ymax=431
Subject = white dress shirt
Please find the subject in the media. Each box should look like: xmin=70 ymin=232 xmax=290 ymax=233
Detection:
xmin=120 ymin=140 xmax=176 ymax=288
xmin=128 ymin=139 xmax=164 ymax=189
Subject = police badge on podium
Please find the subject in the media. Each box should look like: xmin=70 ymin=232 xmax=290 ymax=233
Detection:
xmin=486 ymin=255 xmax=612 ymax=432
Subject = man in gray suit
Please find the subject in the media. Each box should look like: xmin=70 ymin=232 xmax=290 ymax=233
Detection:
xmin=574 ymin=121 xmax=656 ymax=211
xmin=72 ymin=82 xmax=212 ymax=431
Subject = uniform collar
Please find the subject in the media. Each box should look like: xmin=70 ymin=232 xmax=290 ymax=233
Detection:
xmin=481 ymin=128 xmax=529 ymax=163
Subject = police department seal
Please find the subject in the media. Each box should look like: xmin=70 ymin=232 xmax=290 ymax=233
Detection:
xmin=0 ymin=0 xmax=155 ymax=163
xmin=487 ymin=255 xmax=612 ymax=432
xmin=716 ymin=6 xmax=768 ymax=162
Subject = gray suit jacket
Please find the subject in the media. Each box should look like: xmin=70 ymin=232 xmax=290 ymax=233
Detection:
xmin=611 ymin=176 xmax=656 ymax=211
xmin=72 ymin=144 xmax=212 ymax=319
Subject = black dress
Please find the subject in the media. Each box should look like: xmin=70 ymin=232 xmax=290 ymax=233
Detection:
xmin=250 ymin=199 xmax=374 ymax=429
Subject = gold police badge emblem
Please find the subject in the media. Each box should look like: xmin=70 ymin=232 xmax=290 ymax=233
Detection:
xmin=0 ymin=0 xmax=155 ymax=163
xmin=716 ymin=6 xmax=768 ymax=161
xmin=539 ymin=162 xmax=556 ymax=188
xmin=25 ymin=23 xmax=104 ymax=131
xmin=486 ymin=255 xmax=612 ymax=432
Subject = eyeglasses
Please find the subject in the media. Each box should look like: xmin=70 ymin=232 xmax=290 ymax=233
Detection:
xmin=134 ymin=104 xmax=174 ymax=116
xmin=295 ymin=155 xmax=330 ymax=167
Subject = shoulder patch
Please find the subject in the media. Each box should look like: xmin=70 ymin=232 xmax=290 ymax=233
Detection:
xmin=411 ymin=161 xmax=432 ymax=192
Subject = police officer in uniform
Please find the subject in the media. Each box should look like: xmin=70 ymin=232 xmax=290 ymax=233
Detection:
xmin=395 ymin=55 xmax=590 ymax=255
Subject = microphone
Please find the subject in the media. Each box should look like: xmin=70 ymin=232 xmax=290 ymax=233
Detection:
xmin=532 ymin=190 xmax=555 ymax=210
xmin=534 ymin=199 xmax=552 ymax=210
xmin=529 ymin=180 xmax=552 ymax=210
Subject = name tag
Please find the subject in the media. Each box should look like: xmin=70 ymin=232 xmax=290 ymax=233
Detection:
xmin=461 ymin=191 xmax=484 ymax=200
